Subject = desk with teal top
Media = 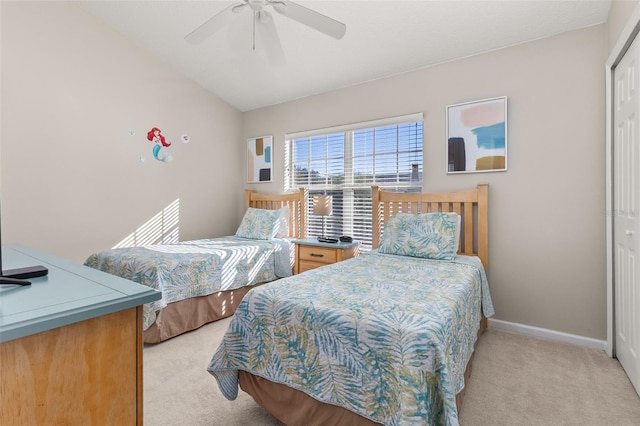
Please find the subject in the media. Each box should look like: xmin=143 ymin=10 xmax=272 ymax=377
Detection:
xmin=0 ymin=244 xmax=161 ymax=425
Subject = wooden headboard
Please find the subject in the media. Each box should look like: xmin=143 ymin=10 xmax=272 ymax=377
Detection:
xmin=371 ymin=184 xmax=489 ymax=268
xmin=245 ymin=188 xmax=308 ymax=239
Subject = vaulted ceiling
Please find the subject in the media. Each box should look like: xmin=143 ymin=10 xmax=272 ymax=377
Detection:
xmin=78 ymin=1 xmax=611 ymax=112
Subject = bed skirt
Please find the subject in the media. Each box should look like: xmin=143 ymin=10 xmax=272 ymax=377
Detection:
xmin=143 ymin=284 xmax=261 ymax=344
xmin=239 ymin=372 xmax=381 ymax=426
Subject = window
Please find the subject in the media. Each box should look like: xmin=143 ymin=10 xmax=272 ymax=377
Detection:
xmin=285 ymin=113 xmax=423 ymax=250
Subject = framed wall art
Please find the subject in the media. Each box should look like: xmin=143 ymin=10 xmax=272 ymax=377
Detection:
xmin=247 ymin=135 xmax=273 ymax=183
xmin=446 ymin=96 xmax=507 ymax=174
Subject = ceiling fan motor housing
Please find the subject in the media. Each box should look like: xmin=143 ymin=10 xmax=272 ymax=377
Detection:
xmin=248 ymin=0 xmax=266 ymax=11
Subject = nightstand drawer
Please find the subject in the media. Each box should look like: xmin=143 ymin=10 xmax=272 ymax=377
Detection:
xmin=293 ymin=238 xmax=359 ymax=275
xmin=298 ymin=260 xmax=327 ymax=273
xmin=298 ymin=245 xmax=339 ymax=265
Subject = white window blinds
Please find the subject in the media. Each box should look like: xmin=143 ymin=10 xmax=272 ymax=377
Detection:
xmin=285 ymin=113 xmax=423 ymax=250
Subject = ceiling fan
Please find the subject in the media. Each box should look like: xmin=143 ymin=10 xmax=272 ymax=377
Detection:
xmin=185 ymin=0 xmax=346 ymax=65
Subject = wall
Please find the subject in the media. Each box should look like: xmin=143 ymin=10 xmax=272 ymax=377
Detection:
xmin=243 ymin=26 xmax=608 ymax=340
xmin=0 ymin=1 xmax=243 ymax=263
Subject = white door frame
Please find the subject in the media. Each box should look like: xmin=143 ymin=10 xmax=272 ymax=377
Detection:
xmin=606 ymin=4 xmax=640 ymax=358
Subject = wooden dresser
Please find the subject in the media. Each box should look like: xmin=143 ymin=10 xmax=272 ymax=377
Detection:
xmin=0 ymin=244 xmax=161 ymax=425
xmin=294 ymin=238 xmax=359 ymax=274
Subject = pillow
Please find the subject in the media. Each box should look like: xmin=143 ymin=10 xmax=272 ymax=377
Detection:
xmin=235 ymin=207 xmax=289 ymax=240
xmin=378 ymin=212 xmax=460 ymax=260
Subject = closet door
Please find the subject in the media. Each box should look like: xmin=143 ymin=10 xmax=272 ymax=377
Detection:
xmin=613 ymin=32 xmax=640 ymax=396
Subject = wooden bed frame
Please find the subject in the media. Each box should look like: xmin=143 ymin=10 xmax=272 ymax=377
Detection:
xmin=372 ymin=184 xmax=488 ymax=268
xmin=238 ymin=184 xmax=489 ymax=424
xmin=143 ymin=188 xmax=307 ymax=343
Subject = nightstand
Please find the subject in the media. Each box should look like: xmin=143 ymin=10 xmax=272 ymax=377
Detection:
xmin=293 ymin=238 xmax=359 ymax=274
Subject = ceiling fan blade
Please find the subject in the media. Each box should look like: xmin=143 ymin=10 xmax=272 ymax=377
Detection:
xmin=185 ymin=2 xmax=247 ymax=44
xmin=270 ymin=0 xmax=346 ymax=40
xmin=256 ymin=11 xmax=286 ymax=66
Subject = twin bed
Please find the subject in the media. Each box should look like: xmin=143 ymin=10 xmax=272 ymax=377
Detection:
xmin=84 ymin=188 xmax=307 ymax=343
xmin=207 ymin=184 xmax=493 ymax=425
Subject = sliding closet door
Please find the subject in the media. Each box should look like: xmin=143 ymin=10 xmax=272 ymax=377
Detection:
xmin=613 ymin=32 xmax=640 ymax=396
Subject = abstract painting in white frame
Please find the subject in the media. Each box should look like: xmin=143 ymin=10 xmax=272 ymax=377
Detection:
xmin=446 ymin=96 xmax=507 ymax=174
xmin=247 ymin=135 xmax=273 ymax=183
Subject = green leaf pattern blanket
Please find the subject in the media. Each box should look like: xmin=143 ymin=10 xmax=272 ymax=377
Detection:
xmin=84 ymin=237 xmax=293 ymax=330
xmin=207 ymin=251 xmax=494 ymax=426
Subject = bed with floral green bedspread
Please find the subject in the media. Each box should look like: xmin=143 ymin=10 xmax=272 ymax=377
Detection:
xmin=84 ymin=236 xmax=293 ymax=330
xmin=207 ymin=250 xmax=494 ymax=426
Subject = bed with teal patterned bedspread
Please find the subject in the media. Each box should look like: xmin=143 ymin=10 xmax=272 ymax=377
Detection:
xmin=207 ymin=250 xmax=494 ymax=426
xmin=84 ymin=236 xmax=294 ymax=330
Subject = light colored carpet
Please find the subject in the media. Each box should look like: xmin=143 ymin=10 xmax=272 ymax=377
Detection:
xmin=144 ymin=318 xmax=640 ymax=426
xmin=458 ymin=329 xmax=640 ymax=426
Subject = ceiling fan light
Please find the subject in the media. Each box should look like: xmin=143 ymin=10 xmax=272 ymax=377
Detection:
xmin=258 ymin=10 xmax=272 ymax=24
xmin=248 ymin=0 xmax=266 ymax=12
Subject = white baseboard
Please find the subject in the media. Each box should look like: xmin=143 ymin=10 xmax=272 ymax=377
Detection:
xmin=488 ymin=318 xmax=606 ymax=351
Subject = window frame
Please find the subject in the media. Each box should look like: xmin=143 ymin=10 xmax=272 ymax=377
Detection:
xmin=285 ymin=113 xmax=424 ymax=250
